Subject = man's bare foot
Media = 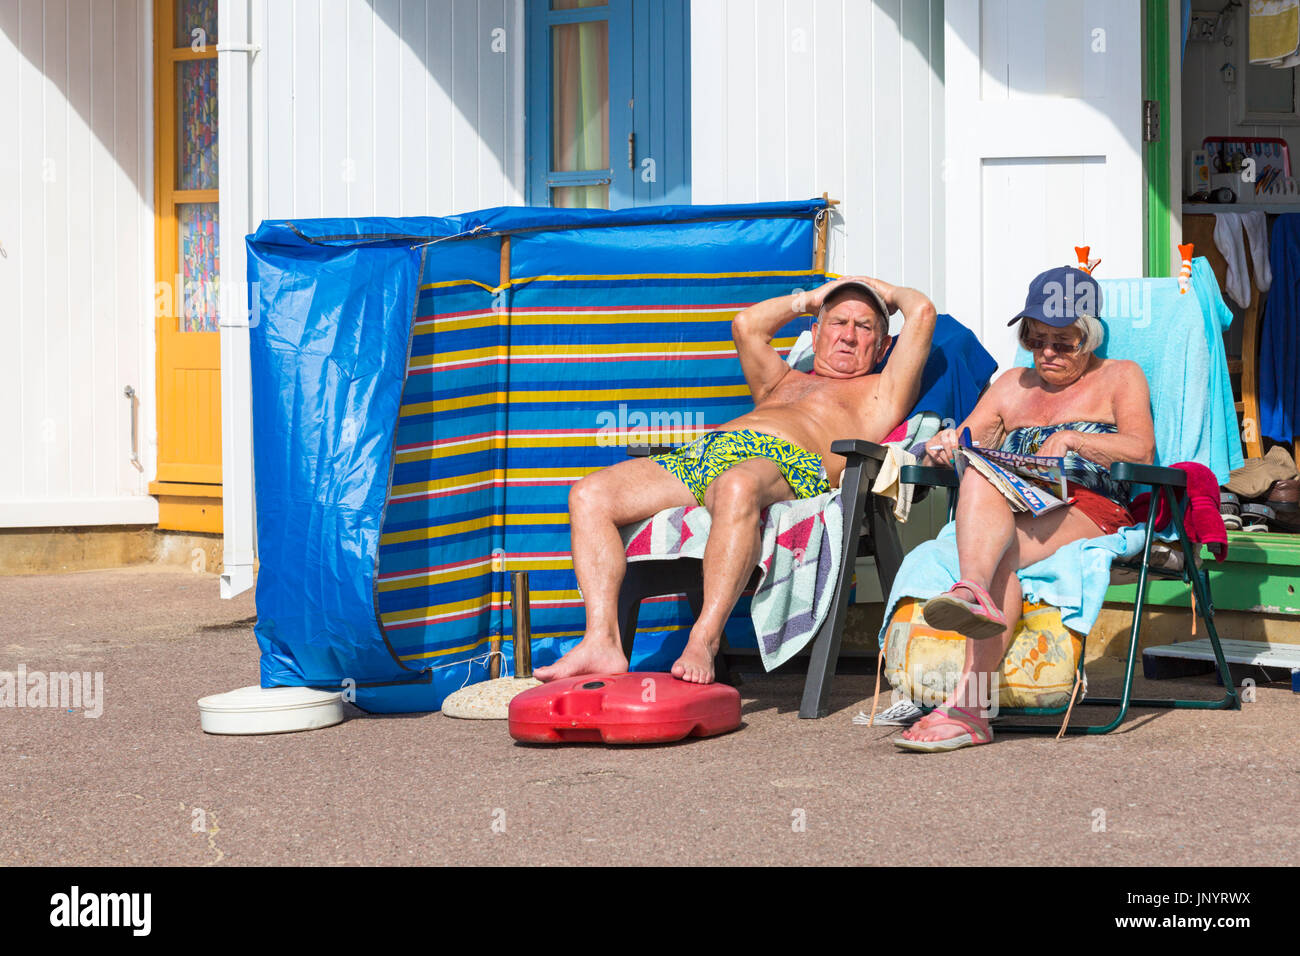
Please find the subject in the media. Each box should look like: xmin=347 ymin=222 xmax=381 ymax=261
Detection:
xmin=670 ymin=634 xmax=719 ymax=684
xmin=533 ymin=637 xmax=628 ymax=683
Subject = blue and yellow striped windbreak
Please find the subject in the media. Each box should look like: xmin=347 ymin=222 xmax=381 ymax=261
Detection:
xmin=248 ymin=202 xmax=826 ymax=713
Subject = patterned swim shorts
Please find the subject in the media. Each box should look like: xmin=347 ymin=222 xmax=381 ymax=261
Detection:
xmin=651 ymin=429 xmax=831 ymax=506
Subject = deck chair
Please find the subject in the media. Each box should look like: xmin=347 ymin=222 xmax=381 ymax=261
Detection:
xmin=610 ymin=313 xmax=994 ymax=718
xmin=895 ymin=259 xmax=1243 ymax=734
xmin=620 ymin=438 xmax=902 ymax=718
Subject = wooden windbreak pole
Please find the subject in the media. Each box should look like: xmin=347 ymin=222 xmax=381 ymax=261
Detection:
xmin=812 ymin=192 xmax=841 ymax=273
xmin=489 ymin=234 xmax=512 ymax=680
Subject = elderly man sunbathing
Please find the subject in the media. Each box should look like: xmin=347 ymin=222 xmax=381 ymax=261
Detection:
xmin=535 ymin=275 xmax=937 ymax=684
xmin=895 ymin=266 xmax=1156 ymax=752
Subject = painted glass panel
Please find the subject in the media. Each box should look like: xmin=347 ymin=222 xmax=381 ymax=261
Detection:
xmin=174 ymin=0 xmax=218 ymax=49
xmin=176 ymin=59 xmax=218 ymax=191
xmin=178 ymin=202 xmax=219 ymax=333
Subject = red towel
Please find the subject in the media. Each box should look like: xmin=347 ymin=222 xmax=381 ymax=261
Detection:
xmin=1129 ymin=462 xmax=1228 ymax=562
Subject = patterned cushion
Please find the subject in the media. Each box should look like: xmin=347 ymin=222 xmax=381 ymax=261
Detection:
xmin=882 ymin=598 xmax=1083 ymax=710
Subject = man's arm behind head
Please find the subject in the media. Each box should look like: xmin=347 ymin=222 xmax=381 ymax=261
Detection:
xmin=874 ymin=284 xmax=938 ymax=426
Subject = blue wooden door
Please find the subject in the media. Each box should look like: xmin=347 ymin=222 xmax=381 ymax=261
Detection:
xmin=527 ymin=0 xmax=690 ymax=208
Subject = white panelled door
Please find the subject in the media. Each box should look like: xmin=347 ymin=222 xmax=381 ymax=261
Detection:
xmin=944 ymin=0 xmax=1143 ymax=370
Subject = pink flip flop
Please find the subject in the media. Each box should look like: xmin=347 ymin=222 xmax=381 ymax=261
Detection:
xmin=893 ymin=705 xmax=994 ymax=753
xmin=922 ymin=579 xmax=1009 ymax=640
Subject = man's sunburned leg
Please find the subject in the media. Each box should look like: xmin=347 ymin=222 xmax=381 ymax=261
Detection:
xmin=673 ymin=458 xmax=798 ymax=684
xmin=535 ymin=457 xmax=696 ymax=682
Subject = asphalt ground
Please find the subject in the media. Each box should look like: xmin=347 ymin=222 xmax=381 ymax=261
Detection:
xmin=1 ymin=566 xmax=1296 ymax=866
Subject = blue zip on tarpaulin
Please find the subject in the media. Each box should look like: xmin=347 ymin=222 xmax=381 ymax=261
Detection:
xmin=246 ymin=200 xmax=826 ymax=713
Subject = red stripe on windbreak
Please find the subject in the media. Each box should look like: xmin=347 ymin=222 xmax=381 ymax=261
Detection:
xmin=390 ymin=477 xmax=581 ymax=504
xmin=409 ymin=352 xmax=741 ymax=373
xmin=505 ymin=303 xmax=754 ymax=313
xmin=413 ymin=308 xmax=496 ymax=321
xmin=396 ymin=427 xmax=636 ymax=451
xmin=385 ymin=590 xmax=751 ymax=632
xmin=385 ymin=607 xmax=492 ymax=630
xmin=396 ymin=430 xmax=501 ymax=451
xmin=414 ymin=302 xmax=756 ymax=321
xmin=390 ymin=483 xmax=495 ymax=503
xmin=377 ymin=550 xmax=577 ymax=581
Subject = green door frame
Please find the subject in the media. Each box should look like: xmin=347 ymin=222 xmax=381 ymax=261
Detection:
xmin=1131 ymin=0 xmax=1300 ymax=619
xmin=1144 ymin=0 xmax=1173 ymax=278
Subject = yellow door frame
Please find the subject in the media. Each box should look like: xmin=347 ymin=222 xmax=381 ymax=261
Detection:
xmin=152 ymin=1 xmax=224 ymax=533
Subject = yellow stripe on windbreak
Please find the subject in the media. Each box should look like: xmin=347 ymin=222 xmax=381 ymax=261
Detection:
xmin=378 ymin=561 xmax=492 ymax=593
xmin=388 ymin=468 xmax=592 ymax=500
xmin=389 ymin=469 xmax=501 ymax=498
xmin=504 ymin=268 xmax=821 ymax=287
xmin=417 ymin=268 xmax=821 ymax=293
xmin=381 ymin=593 xmax=496 ymax=627
xmin=409 ymin=339 xmax=746 ymax=368
xmin=398 ymin=635 xmax=493 ymax=662
xmin=400 ymin=384 xmax=750 ymax=418
xmin=409 ymin=345 xmax=509 ymax=366
xmin=411 ymin=310 xmax=749 ymax=336
xmin=382 ymin=515 xmax=551 ymax=549
xmin=381 ymin=589 xmax=580 ymax=628
xmin=422 ymin=278 xmax=499 ymax=292
xmin=380 ymin=513 xmax=503 ymax=546
xmin=378 ymin=554 xmax=577 ymax=594
xmin=400 ymin=392 xmax=504 ymax=416
xmin=506 ymin=385 xmax=752 ymax=404
xmin=412 ymin=313 xmax=498 ymax=333
xmin=509 ymin=311 xmax=734 ymax=326
xmin=380 ymin=512 xmax=570 ymax=547
xmin=394 ymin=429 xmax=716 ymax=464
xmin=394 ymin=436 xmax=499 ymax=465
xmin=395 ymin=620 xmax=693 ymax=661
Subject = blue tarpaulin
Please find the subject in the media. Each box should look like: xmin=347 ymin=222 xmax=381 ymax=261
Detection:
xmin=247 ymin=201 xmax=834 ymax=713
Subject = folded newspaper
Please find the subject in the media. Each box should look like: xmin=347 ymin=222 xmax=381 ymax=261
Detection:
xmin=952 ymin=428 xmax=1069 ymax=517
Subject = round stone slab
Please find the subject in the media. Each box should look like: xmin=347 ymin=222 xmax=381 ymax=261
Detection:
xmin=442 ymin=677 xmax=543 ymax=720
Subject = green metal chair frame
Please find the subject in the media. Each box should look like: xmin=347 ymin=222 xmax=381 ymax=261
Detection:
xmin=896 ymin=460 xmax=1241 ymax=734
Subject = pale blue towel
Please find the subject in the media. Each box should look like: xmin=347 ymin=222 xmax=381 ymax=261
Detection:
xmin=1014 ymin=257 xmax=1243 ymax=483
xmin=877 ymin=521 xmax=1149 ymax=648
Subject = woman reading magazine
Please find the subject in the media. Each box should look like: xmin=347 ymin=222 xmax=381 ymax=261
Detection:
xmin=895 ymin=266 xmax=1156 ymax=753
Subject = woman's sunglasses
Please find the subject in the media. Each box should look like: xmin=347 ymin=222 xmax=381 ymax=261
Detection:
xmin=1024 ymin=337 xmax=1084 ymax=354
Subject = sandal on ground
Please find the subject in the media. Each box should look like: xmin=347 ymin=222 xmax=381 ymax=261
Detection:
xmin=922 ymin=579 xmax=1009 ymax=640
xmin=892 ymin=705 xmax=993 ymax=753
xmin=854 ymin=698 xmax=923 ymax=726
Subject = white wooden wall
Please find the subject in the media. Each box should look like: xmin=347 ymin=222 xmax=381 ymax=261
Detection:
xmin=251 ymin=0 xmax=526 ymax=220
xmin=690 ymin=0 xmax=947 ymax=307
xmin=0 ymin=0 xmax=157 ymax=528
xmin=690 ymin=0 xmax=948 ymax=566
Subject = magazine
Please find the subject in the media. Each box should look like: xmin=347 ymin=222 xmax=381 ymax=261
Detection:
xmin=950 ymin=429 xmax=1069 ymax=517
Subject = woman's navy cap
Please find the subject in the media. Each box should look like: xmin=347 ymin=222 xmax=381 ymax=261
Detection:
xmin=1007 ymin=266 xmax=1102 ymax=328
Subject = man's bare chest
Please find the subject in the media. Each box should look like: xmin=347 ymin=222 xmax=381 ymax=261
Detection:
xmin=764 ymin=371 xmax=875 ymax=409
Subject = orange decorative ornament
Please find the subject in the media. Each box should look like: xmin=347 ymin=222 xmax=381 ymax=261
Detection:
xmin=1178 ymin=242 xmax=1195 ymax=294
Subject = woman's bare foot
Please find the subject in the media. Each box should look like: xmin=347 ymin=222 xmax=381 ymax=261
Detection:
xmin=533 ymin=637 xmax=628 ymax=682
xmin=899 ymin=699 xmax=992 ymax=744
xmin=671 ymin=634 xmax=720 ymax=684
